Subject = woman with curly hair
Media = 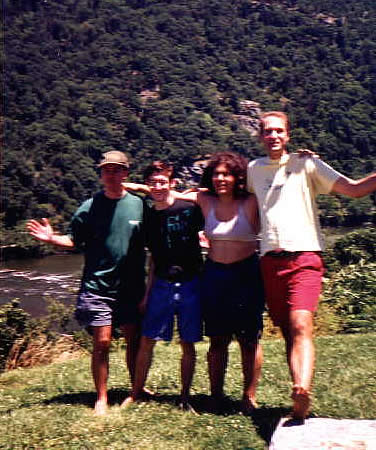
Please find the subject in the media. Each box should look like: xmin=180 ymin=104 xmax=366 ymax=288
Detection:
xmin=180 ymin=151 xmax=264 ymax=413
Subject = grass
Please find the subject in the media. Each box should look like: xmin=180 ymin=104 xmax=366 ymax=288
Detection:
xmin=1 ymin=334 xmax=375 ymax=449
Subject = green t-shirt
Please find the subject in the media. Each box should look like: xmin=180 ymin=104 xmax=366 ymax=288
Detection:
xmin=69 ymin=191 xmax=145 ymax=301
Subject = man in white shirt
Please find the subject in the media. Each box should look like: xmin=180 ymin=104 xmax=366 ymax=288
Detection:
xmin=247 ymin=111 xmax=376 ymax=420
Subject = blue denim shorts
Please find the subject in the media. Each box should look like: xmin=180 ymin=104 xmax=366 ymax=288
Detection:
xmin=201 ymin=254 xmax=264 ymax=342
xmin=142 ymin=276 xmax=202 ymax=343
xmin=75 ymin=291 xmax=141 ymax=329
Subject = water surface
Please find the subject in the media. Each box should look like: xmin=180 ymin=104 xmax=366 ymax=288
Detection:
xmin=0 ymin=253 xmax=83 ymax=317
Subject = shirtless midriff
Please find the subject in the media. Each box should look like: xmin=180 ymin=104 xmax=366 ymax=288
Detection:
xmin=208 ymin=240 xmax=257 ymax=264
xmin=172 ymin=190 xmax=259 ymax=263
xmin=200 ymin=195 xmax=259 ymax=264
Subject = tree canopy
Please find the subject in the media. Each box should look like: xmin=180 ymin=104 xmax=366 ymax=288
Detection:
xmin=3 ymin=0 xmax=375 ymax=238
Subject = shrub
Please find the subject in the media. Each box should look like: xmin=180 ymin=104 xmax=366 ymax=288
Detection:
xmin=0 ymin=298 xmax=85 ymax=372
xmin=324 ymin=228 xmax=376 ymax=274
xmin=322 ymin=262 xmax=376 ymax=333
xmin=0 ymin=300 xmax=31 ymax=372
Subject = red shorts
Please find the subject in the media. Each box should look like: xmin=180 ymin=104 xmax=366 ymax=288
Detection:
xmin=260 ymin=251 xmax=324 ymax=326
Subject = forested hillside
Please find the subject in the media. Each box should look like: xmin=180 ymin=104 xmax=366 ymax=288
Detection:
xmin=3 ymin=0 xmax=376 ymax=247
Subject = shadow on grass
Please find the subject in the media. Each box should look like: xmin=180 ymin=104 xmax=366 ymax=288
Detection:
xmin=43 ymin=390 xmax=254 ymax=416
xmin=148 ymin=393 xmax=241 ymax=415
xmin=0 ymin=388 xmax=133 ymax=416
xmin=43 ymin=388 xmax=293 ymax=441
xmin=1 ymin=388 xmax=294 ymax=446
xmin=42 ymin=387 xmax=132 ymax=409
xmin=249 ymin=406 xmax=291 ymax=444
xmin=142 ymin=394 xmax=295 ymax=445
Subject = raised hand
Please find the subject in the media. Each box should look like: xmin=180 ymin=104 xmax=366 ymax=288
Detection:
xmin=26 ymin=218 xmax=54 ymax=243
xmin=26 ymin=218 xmax=74 ymax=248
xmin=297 ymin=148 xmax=320 ymax=158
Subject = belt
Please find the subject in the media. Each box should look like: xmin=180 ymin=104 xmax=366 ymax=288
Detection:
xmin=265 ymin=250 xmax=302 ymax=258
xmin=156 ymin=266 xmax=198 ymax=283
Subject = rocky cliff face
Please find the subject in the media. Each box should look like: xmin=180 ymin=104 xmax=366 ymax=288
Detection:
xmin=232 ymin=100 xmax=261 ymax=136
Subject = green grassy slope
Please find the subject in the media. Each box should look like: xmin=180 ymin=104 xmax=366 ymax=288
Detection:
xmin=1 ymin=334 xmax=375 ymax=449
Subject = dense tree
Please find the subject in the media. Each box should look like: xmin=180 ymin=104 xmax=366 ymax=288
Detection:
xmin=3 ymin=0 xmax=376 ymax=248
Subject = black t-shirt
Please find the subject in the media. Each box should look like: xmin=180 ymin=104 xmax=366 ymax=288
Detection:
xmin=144 ymin=199 xmax=204 ymax=278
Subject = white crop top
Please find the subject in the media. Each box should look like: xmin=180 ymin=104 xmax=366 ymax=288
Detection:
xmin=204 ymin=201 xmax=257 ymax=242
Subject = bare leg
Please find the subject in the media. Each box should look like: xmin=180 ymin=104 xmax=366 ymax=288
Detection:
xmin=180 ymin=341 xmax=196 ymax=404
xmin=121 ymin=336 xmax=156 ymax=407
xmin=238 ymin=338 xmax=263 ymax=413
xmin=281 ymin=310 xmax=314 ymax=419
xmin=120 ymin=323 xmax=141 ymax=386
xmin=92 ymin=325 xmax=112 ymax=415
xmin=207 ymin=336 xmax=231 ymax=401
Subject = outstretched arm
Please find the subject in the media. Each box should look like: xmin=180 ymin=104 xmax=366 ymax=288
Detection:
xmin=123 ymin=181 xmax=204 ymax=204
xmin=122 ymin=182 xmax=151 ymax=195
xmin=26 ymin=218 xmax=74 ymax=248
xmin=331 ymin=173 xmax=376 ymax=198
xmin=172 ymin=190 xmax=199 ymax=203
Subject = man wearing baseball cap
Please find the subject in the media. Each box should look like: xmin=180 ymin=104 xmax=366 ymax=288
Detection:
xmin=27 ymin=150 xmax=146 ymax=415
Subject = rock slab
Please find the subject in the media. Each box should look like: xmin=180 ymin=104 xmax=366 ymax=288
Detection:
xmin=269 ymin=418 xmax=376 ymax=450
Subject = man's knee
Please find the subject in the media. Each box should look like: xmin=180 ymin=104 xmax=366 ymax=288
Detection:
xmin=92 ymin=326 xmax=112 ymax=352
xmin=289 ymin=310 xmax=313 ymax=337
xmin=93 ymin=336 xmax=111 ymax=353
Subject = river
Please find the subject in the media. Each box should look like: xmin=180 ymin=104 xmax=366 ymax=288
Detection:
xmin=0 ymin=253 xmax=83 ymax=317
xmin=0 ymin=226 xmax=367 ymax=318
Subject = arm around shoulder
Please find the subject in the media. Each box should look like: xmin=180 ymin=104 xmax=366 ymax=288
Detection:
xmin=122 ymin=182 xmax=151 ymax=195
xmin=173 ymin=190 xmax=199 ymax=203
xmin=331 ymin=173 xmax=376 ymax=198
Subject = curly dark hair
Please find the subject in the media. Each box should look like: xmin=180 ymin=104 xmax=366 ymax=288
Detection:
xmin=200 ymin=151 xmax=249 ymax=198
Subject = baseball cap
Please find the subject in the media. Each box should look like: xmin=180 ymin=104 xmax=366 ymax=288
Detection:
xmin=98 ymin=151 xmax=130 ymax=168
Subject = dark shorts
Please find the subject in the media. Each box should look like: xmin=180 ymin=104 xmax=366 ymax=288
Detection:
xmin=260 ymin=251 xmax=324 ymax=326
xmin=201 ymin=254 xmax=264 ymax=342
xmin=75 ymin=291 xmax=141 ymax=330
xmin=142 ymin=276 xmax=202 ymax=343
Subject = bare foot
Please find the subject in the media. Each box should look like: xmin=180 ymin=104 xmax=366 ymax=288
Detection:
xmin=178 ymin=400 xmax=198 ymax=415
xmin=120 ymin=395 xmax=137 ymax=409
xmin=94 ymin=399 xmax=108 ymax=416
xmin=141 ymin=387 xmax=155 ymax=398
xmin=291 ymin=385 xmax=311 ymax=420
xmin=241 ymin=396 xmax=258 ymax=415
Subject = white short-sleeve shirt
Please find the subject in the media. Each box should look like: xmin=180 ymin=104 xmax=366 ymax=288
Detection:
xmin=247 ymin=153 xmax=341 ymax=255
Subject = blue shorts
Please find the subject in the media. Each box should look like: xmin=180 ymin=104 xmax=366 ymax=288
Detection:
xmin=201 ymin=254 xmax=264 ymax=342
xmin=142 ymin=276 xmax=202 ymax=343
xmin=75 ymin=291 xmax=141 ymax=329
